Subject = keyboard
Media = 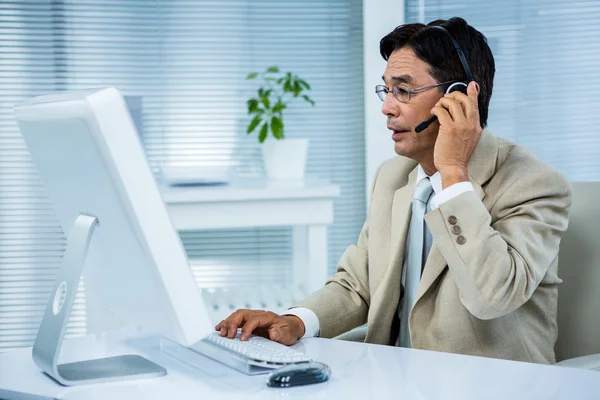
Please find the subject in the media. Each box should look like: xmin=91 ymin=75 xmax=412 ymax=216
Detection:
xmin=189 ymin=330 xmax=312 ymax=375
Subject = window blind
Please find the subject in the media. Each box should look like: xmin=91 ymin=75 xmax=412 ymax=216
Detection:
xmin=0 ymin=0 xmax=365 ymax=350
xmin=0 ymin=0 xmax=86 ymax=351
xmin=405 ymin=0 xmax=600 ymax=180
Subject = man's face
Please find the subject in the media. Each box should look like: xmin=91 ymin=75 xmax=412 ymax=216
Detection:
xmin=382 ymin=47 xmax=444 ymax=159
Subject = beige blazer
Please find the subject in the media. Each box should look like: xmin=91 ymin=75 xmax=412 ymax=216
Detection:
xmin=296 ymin=130 xmax=571 ymax=364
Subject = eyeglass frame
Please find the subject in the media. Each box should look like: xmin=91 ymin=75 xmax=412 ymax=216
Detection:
xmin=375 ymin=80 xmax=455 ymax=103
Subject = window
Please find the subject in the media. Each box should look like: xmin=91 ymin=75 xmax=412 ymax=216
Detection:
xmin=406 ymin=0 xmax=600 ymax=180
xmin=0 ymin=0 xmax=365 ymax=351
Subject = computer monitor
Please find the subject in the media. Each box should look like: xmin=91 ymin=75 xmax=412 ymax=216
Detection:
xmin=13 ymin=87 xmax=212 ymax=385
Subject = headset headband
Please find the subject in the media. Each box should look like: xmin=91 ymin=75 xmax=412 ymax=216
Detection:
xmin=430 ymin=25 xmax=473 ymax=83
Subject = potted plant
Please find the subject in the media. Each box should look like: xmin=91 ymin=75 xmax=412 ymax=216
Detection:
xmin=246 ymin=66 xmax=315 ymax=181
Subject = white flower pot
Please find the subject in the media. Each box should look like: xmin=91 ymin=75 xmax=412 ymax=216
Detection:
xmin=261 ymin=138 xmax=308 ymax=182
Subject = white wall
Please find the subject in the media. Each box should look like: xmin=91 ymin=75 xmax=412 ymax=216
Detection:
xmin=363 ymin=0 xmax=405 ymax=204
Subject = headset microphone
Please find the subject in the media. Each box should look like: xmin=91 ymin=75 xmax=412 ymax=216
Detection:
xmin=415 ymin=25 xmax=473 ymax=134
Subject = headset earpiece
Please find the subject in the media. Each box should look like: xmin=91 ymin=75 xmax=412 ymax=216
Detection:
xmin=445 ymin=82 xmax=468 ymax=95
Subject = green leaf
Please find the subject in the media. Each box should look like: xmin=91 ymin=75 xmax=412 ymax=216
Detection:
xmin=247 ymin=115 xmax=262 ymax=134
xmin=298 ymin=79 xmax=311 ymax=90
xmin=272 ymin=101 xmax=287 ymax=113
xmin=266 ymin=66 xmax=279 ymax=73
xmin=302 ymin=95 xmax=315 ymax=106
xmin=261 ymin=95 xmax=270 ymax=109
xmin=271 ymin=116 xmax=283 ymax=139
xmin=277 ymin=77 xmax=286 ymax=84
xmin=247 ymin=99 xmax=260 ymax=113
xmin=293 ymin=81 xmax=302 ymax=97
xmin=246 ymin=72 xmax=258 ymax=79
xmin=258 ymin=123 xmax=269 ymax=143
xmin=258 ymin=88 xmax=264 ymax=97
xmin=283 ymin=79 xmax=293 ymax=92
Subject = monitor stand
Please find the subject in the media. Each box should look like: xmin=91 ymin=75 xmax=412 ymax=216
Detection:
xmin=31 ymin=214 xmax=166 ymax=386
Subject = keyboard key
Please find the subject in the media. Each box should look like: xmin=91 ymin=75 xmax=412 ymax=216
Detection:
xmin=201 ymin=332 xmax=311 ymax=365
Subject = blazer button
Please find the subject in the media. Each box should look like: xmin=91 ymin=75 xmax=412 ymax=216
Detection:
xmin=452 ymin=225 xmax=462 ymax=235
xmin=448 ymin=216 xmax=458 ymax=225
xmin=456 ymin=235 xmax=466 ymax=245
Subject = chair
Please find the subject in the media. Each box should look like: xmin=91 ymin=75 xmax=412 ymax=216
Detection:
xmin=555 ymin=182 xmax=600 ymax=370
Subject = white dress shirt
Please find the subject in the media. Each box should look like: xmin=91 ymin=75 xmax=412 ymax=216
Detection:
xmin=285 ymin=165 xmax=474 ymax=338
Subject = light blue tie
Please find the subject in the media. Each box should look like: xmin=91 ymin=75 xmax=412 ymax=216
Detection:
xmin=399 ymin=177 xmax=433 ymax=348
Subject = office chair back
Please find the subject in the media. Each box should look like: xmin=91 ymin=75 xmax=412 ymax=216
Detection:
xmin=555 ymin=181 xmax=600 ymax=362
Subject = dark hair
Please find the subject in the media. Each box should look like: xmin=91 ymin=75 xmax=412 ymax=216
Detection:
xmin=380 ymin=17 xmax=495 ymax=128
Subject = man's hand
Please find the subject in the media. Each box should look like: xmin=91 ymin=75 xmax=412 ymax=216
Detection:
xmin=215 ymin=309 xmax=306 ymax=345
xmin=430 ymin=81 xmax=483 ymax=189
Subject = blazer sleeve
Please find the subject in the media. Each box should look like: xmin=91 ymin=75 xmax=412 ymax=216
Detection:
xmin=424 ymin=167 xmax=572 ymax=320
xmin=292 ymin=165 xmax=383 ymax=338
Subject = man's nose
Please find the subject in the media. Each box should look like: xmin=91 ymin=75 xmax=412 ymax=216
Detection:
xmin=381 ymin=93 xmax=399 ymax=117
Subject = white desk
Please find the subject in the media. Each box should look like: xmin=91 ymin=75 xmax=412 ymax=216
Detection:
xmin=1 ymin=331 xmax=599 ymax=399
xmin=161 ymin=182 xmax=340 ymax=293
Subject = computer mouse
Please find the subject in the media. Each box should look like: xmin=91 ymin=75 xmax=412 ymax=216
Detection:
xmin=266 ymin=361 xmax=331 ymax=388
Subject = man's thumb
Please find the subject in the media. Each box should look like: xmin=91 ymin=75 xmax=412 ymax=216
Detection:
xmin=468 ymin=81 xmax=479 ymax=97
xmin=269 ymin=328 xmax=280 ymax=342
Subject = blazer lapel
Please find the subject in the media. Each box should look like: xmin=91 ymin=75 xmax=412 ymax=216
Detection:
xmin=388 ymin=166 xmax=419 ymax=273
xmin=465 ymin=129 xmax=498 ymax=193
xmin=366 ymin=165 xmax=418 ymax=344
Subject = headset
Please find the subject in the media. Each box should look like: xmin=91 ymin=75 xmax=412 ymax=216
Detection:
xmin=415 ymin=25 xmax=473 ymax=133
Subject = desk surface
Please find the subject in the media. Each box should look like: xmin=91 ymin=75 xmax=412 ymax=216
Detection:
xmin=1 ymin=331 xmax=599 ymax=400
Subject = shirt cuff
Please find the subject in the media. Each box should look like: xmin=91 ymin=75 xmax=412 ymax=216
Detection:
xmin=282 ymin=307 xmax=320 ymax=338
xmin=430 ymin=181 xmax=475 ymax=210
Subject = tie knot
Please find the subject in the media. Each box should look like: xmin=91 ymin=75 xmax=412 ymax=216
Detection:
xmin=413 ymin=177 xmax=433 ymax=204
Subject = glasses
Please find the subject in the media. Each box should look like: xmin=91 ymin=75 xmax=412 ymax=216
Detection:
xmin=375 ymin=81 xmax=454 ymax=103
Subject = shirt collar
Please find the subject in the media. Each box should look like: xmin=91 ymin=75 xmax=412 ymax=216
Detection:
xmin=416 ymin=164 xmax=442 ymax=196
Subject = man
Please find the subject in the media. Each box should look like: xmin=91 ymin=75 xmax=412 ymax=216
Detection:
xmin=215 ymin=17 xmax=571 ymax=364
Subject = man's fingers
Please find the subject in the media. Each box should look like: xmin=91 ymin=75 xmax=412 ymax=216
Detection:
xmin=431 ymin=105 xmax=453 ymax=127
xmin=228 ymin=310 xmax=253 ymax=338
xmin=218 ymin=318 xmax=230 ymax=336
xmin=445 ymin=90 xmax=478 ymax=121
xmin=436 ymin=97 xmax=465 ymax=123
xmin=215 ymin=310 xmax=296 ymax=345
xmin=218 ymin=310 xmax=247 ymax=338
xmin=443 ymin=92 xmax=468 ymax=115
xmin=240 ymin=312 xmax=273 ymax=341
